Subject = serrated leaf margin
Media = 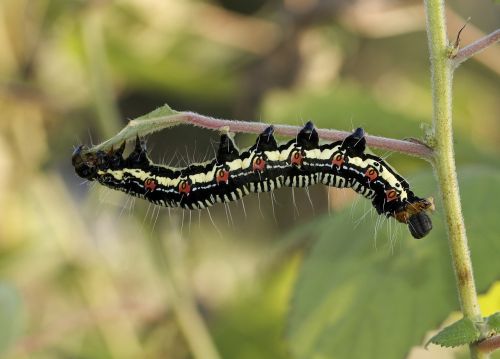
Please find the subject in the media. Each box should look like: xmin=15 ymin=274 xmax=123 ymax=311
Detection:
xmin=486 ymin=312 xmax=500 ymax=335
xmin=426 ymin=317 xmax=481 ymax=348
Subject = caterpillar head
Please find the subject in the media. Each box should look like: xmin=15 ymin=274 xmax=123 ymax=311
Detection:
xmin=394 ymin=197 xmax=435 ymax=239
xmin=372 ymin=191 xmax=434 ymax=239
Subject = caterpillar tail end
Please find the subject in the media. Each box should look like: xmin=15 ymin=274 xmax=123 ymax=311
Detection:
xmin=72 ymin=145 xmax=98 ymax=180
xmin=72 ymin=141 xmax=128 ymax=180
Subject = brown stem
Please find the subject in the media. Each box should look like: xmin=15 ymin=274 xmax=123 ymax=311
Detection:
xmin=478 ymin=335 xmax=500 ymax=354
xmin=184 ymin=112 xmax=434 ymax=159
xmin=453 ymin=29 xmax=500 ymax=66
xmin=91 ymin=111 xmax=434 ymax=159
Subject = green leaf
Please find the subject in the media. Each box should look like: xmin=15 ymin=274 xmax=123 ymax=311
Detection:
xmin=92 ymin=103 xmax=180 ymax=151
xmin=427 ymin=317 xmax=480 ymax=348
xmin=287 ymin=167 xmax=500 ymax=359
xmin=135 ymin=103 xmax=178 ymax=120
xmin=486 ymin=312 xmax=500 ymax=334
xmin=212 ymin=258 xmax=298 ymax=359
xmin=0 ymin=283 xmax=22 ymax=355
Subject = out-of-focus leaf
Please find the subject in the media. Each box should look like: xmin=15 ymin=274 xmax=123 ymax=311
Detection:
xmin=261 ymin=85 xmax=499 ymax=167
xmin=106 ymin=32 xmax=238 ymax=104
xmin=426 ymin=317 xmax=480 ymax=348
xmin=262 ymin=83 xmax=426 ymax=138
xmin=0 ymin=283 xmax=22 ymax=355
xmin=287 ymin=167 xmax=500 ymax=359
xmin=212 ymin=256 xmax=300 ymax=359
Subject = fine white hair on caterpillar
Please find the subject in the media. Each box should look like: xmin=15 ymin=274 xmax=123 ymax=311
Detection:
xmin=72 ymin=122 xmax=434 ymax=238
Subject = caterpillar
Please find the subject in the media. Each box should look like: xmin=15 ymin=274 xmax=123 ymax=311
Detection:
xmin=72 ymin=122 xmax=434 ymax=238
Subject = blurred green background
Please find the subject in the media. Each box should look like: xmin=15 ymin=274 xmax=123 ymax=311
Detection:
xmin=0 ymin=0 xmax=498 ymax=358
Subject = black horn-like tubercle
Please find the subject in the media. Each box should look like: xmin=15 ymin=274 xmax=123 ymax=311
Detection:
xmin=116 ymin=141 xmax=126 ymax=156
xmin=352 ymin=127 xmax=365 ymax=140
xmin=108 ymin=141 xmax=126 ymax=169
xmin=263 ymin=125 xmax=274 ymax=137
xmin=297 ymin=121 xmax=319 ymax=150
xmin=255 ymin=126 xmax=278 ymax=152
xmin=216 ymin=134 xmax=239 ymax=163
xmin=408 ymin=212 xmax=433 ymax=239
xmin=303 ymin=121 xmax=315 ymax=133
xmin=343 ymin=127 xmax=366 ymax=154
xmin=126 ymin=136 xmax=149 ymax=168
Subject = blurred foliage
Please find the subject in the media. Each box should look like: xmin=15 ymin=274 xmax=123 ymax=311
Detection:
xmin=0 ymin=283 xmax=22 ymax=354
xmin=0 ymin=0 xmax=498 ymax=358
xmin=287 ymin=169 xmax=500 ymax=359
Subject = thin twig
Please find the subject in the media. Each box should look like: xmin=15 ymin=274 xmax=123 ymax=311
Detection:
xmin=453 ymin=29 xmax=500 ymax=66
xmin=478 ymin=335 xmax=500 ymax=354
xmin=91 ymin=111 xmax=434 ymax=159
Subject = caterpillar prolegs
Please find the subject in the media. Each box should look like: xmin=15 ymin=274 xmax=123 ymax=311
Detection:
xmin=72 ymin=122 xmax=434 ymax=238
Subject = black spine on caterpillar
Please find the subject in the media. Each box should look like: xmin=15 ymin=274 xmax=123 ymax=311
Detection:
xmin=72 ymin=123 xmax=434 ymax=238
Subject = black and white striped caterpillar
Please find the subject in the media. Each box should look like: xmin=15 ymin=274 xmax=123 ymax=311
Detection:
xmin=72 ymin=122 xmax=434 ymax=238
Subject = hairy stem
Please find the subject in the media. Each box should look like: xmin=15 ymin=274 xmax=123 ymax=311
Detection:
xmin=89 ymin=110 xmax=433 ymax=159
xmin=424 ymin=1 xmax=486 ymax=358
xmin=453 ymin=29 xmax=500 ymax=67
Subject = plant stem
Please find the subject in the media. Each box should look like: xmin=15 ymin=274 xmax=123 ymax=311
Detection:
xmin=478 ymin=335 xmax=500 ymax=354
xmin=89 ymin=111 xmax=433 ymax=159
xmin=148 ymin=222 xmax=222 ymax=359
xmin=423 ymin=1 xmax=486 ymax=358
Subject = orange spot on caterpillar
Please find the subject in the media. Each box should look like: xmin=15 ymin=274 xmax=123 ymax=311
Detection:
xmin=252 ymin=157 xmax=266 ymax=172
xmin=385 ymin=189 xmax=399 ymax=202
xmin=290 ymin=150 xmax=303 ymax=166
xmin=216 ymin=169 xmax=229 ymax=184
xmin=365 ymin=167 xmax=378 ymax=181
xmin=144 ymin=178 xmax=157 ymax=192
xmin=331 ymin=153 xmax=344 ymax=167
xmin=178 ymin=180 xmax=191 ymax=195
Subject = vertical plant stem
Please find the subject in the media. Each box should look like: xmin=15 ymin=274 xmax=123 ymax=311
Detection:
xmin=423 ymin=1 xmax=486 ymax=358
xmin=148 ymin=222 xmax=221 ymax=359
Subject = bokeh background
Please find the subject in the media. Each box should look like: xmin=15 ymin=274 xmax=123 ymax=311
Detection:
xmin=0 ymin=0 xmax=499 ymax=358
